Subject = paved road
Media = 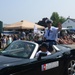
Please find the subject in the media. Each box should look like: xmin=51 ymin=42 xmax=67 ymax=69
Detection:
xmin=65 ymin=44 xmax=75 ymax=49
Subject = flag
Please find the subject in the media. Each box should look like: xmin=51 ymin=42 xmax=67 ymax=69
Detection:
xmin=33 ymin=25 xmax=38 ymax=34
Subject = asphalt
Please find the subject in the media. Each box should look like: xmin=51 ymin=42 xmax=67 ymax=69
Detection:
xmin=64 ymin=44 xmax=75 ymax=49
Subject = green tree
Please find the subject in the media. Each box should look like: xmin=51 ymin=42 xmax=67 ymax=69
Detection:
xmin=59 ymin=16 xmax=66 ymax=24
xmin=37 ymin=17 xmax=48 ymax=27
xmin=50 ymin=12 xmax=59 ymax=27
xmin=50 ymin=12 xmax=66 ymax=27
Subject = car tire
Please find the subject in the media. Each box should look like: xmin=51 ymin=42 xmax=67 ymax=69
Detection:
xmin=66 ymin=60 xmax=75 ymax=75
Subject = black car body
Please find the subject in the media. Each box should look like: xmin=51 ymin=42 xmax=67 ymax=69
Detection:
xmin=0 ymin=40 xmax=75 ymax=75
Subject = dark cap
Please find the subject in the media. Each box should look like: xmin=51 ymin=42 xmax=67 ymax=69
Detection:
xmin=40 ymin=42 xmax=48 ymax=49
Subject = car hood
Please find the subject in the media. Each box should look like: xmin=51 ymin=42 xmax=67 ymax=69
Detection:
xmin=0 ymin=55 xmax=31 ymax=69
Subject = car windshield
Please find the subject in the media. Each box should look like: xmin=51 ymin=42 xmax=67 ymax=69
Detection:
xmin=1 ymin=40 xmax=36 ymax=58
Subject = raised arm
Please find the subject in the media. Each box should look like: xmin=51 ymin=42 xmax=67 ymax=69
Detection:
xmin=58 ymin=22 xmax=62 ymax=31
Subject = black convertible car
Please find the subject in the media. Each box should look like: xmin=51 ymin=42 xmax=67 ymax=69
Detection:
xmin=0 ymin=40 xmax=75 ymax=75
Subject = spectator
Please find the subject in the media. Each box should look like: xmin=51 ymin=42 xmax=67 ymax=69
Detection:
xmin=22 ymin=31 xmax=26 ymax=38
xmin=7 ymin=35 xmax=13 ymax=45
xmin=58 ymin=35 xmax=73 ymax=44
xmin=2 ymin=35 xmax=7 ymax=48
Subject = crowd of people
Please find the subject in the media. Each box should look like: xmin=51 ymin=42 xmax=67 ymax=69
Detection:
xmin=1 ymin=32 xmax=33 ymax=49
xmin=1 ymin=19 xmax=75 ymax=49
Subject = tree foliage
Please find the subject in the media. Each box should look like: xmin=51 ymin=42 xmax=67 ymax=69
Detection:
xmin=59 ymin=16 xmax=66 ymax=24
xmin=50 ymin=12 xmax=66 ymax=27
xmin=37 ymin=17 xmax=48 ymax=27
xmin=50 ymin=12 xmax=59 ymax=27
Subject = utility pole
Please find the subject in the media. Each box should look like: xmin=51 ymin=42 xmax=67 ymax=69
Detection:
xmin=0 ymin=21 xmax=3 ymax=49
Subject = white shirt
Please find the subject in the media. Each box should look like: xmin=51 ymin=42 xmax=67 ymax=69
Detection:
xmin=36 ymin=50 xmax=51 ymax=57
xmin=44 ymin=26 xmax=58 ymax=41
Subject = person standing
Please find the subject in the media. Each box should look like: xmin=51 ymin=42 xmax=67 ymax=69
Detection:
xmin=7 ymin=35 xmax=13 ymax=45
xmin=44 ymin=19 xmax=62 ymax=46
xmin=2 ymin=35 xmax=7 ymax=48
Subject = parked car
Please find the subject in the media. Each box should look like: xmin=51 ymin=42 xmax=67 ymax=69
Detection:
xmin=0 ymin=40 xmax=75 ymax=75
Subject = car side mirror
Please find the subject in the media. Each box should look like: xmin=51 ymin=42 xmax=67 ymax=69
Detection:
xmin=37 ymin=52 xmax=47 ymax=61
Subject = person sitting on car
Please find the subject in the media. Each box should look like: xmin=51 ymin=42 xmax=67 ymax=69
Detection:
xmin=36 ymin=43 xmax=51 ymax=57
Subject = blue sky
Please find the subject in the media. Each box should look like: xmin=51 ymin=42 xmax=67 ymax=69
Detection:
xmin=0 ymin=0 xmax=75 ymax=24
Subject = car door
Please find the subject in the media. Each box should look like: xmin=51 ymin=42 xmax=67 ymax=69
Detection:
xmin=26 ymin=52 xmax=65 ymax=75
xmin=21 ymin=52 xmax=65 ymax=75
xmin=11 ymin=52 xmax=65 ymax=75
xmin=35 ymin=51 xmax=65 ymax=75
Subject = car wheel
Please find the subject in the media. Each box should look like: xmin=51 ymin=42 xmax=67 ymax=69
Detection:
xmin=67 ymin=60 xmax=75 ymax=75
